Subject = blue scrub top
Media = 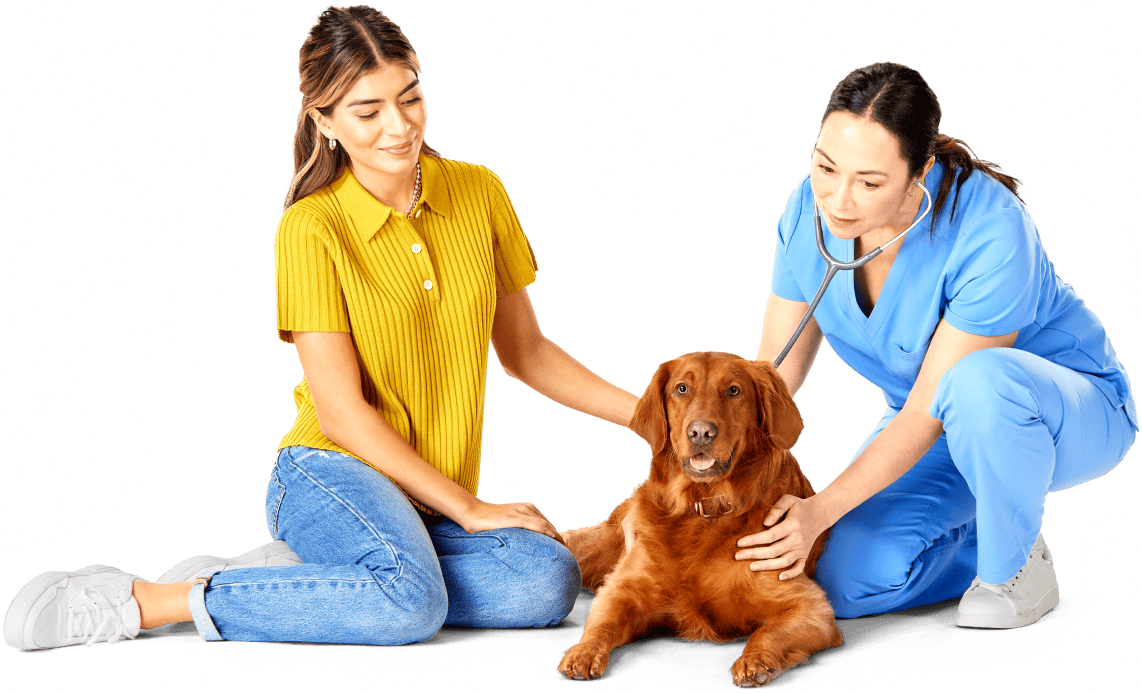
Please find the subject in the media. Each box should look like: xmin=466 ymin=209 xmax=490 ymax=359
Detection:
xmin=771 ymin=162 xmax=1137 ymax=430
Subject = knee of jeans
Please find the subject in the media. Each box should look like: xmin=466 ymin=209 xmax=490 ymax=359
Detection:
xmin=817 ymin=523 xmax=921 ymax=619
xmin=931 ymin=348 xmax=1037 ymax=435
xmin=358 ymin=567 xmax=448 ymax=644
xmin=502 ymin=533 xmax=582 ymax=627
xmin=535 ymin=544 xmax=582 ymax=626
xmin=394 ymin=583 xmax=448 ymax=644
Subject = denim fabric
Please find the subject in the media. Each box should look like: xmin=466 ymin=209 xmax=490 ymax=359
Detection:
xmin=817 ymin=348 xmax=1135 ymax=619
xmin=187 ymin=446 xmax=580 ymax=644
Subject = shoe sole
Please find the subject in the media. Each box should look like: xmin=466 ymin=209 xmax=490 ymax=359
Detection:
xmin=157 ymin=541 xmax=301 ymax=584
xmin=4 ymin=565 xmax=118 ymax=650
xmin=955 ymin=584 xmax=1060 ymax=629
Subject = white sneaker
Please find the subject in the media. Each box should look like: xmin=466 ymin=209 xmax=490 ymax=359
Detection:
xmin=4 ymin=565 xmax=142 ymax=650
xmin=157 ymin=540 xmax=302 ymax=583
xmin=955 ymin=534 xmax=1060 ymax=629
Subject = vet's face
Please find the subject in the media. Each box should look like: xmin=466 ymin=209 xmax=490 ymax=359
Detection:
xmin=664 ymin=354 xmax=759 ymax=482
xmin=809 ymin=110 xmax=920 ymax=241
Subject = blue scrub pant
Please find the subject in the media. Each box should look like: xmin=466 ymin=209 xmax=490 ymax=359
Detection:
xmin=815 ymin=348 xmax=1136 ymax=619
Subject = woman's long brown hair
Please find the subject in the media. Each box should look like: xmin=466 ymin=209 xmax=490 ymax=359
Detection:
xmin=285 ymin=6 xmax=439 ymax=209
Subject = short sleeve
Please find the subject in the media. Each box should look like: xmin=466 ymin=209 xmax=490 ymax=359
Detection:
xmin=943 ymin=208 xmax=1041 ymax=336
xmin=771 ymin=182 xmax=807 ymax=302
xmin=488 ymin=171 xmax=538 ymax=297
xmin=275 ymin=206 xmax=351 ymax=343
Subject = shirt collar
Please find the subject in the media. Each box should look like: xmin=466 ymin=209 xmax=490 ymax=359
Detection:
xmin=418 ymin=153 xmax=452 ymax=219
xmin=330 ymin=152 xmax=453 ymax=243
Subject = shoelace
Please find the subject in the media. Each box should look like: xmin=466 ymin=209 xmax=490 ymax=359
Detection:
xmin=975 ymin=547 xmax=1036 ymax=595
xmin=67 ymin=586 xmax=135 ymax=647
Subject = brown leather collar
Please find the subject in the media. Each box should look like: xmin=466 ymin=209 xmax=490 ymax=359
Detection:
xmin=694 ymin=496 xmax=734 ymax=518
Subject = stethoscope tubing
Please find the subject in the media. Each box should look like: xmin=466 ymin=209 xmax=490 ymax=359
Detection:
xmin=771 ymin=183 xmax=933 ymax=369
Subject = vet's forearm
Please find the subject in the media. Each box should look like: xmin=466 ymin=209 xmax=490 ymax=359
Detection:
xmin=814 ymin=409 xmax=944 ymax=525
xmin=756 ymin=292 xmax=824 ymax=397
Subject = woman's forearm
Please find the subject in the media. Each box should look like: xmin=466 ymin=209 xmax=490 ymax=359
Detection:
xmin=293 ymin=329 xmax=563 ymax=540
xmin=814 ymin=407 xmax=944 ymax=525
xmin=509 ymin=337 xmax=638 ymax=427
xmin=321 ymin=400 xmax=480 ymax=523
xmin=489 ymin=289 xmax=637 ymax=427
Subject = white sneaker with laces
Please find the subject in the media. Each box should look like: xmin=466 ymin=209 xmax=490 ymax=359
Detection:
xmin=956 ymin=533 xmax=1060 ymax=629
xmin=4 ymin=565 xmax=142 ymax=650
xmin=157 ymin=540 xmax=302 ymax=583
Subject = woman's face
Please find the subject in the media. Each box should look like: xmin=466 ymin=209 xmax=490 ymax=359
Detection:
xmin=809 ymin=111 xmax=924 ymax=240
xmin=312 ymin=62 xmax=427 ymax=181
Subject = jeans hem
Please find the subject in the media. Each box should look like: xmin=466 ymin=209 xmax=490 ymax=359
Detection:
xmin=188 ymin=572 xmax=224 ymax=641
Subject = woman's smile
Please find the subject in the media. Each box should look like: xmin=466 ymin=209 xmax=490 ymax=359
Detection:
xmin=380 ymin=140 xmax=416 ymax=156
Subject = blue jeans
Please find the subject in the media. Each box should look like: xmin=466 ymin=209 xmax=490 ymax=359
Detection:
xmin=816 ymin=349 xmax=1136 ymax=618
xmin=186 ymin=446 xmax=581 ymax=644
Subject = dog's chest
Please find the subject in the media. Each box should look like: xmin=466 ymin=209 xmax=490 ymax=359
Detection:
xmin=649 ymin=518 xmax=761 ymax=628
xmin=656 ymin=513 xmax=744 ymax=558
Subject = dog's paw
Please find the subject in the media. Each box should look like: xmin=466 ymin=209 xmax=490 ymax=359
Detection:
xmin=731 ymin=654 xmax=778 ymax=687
xmin=558 ymin=643 xmax=610 ymax=680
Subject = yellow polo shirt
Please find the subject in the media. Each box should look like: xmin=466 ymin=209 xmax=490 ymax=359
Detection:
xmin=275 ymin=154 xmax=537 ymax=513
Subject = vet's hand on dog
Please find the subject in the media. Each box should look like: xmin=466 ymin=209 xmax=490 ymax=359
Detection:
xmin=736 ymin=493 xmax=831 ymax=580
xmin=462 ymin=500 xmax=564 ymax=544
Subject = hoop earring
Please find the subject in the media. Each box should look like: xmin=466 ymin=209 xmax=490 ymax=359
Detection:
xmin=329 ymin=138 xmax=338 ymax=150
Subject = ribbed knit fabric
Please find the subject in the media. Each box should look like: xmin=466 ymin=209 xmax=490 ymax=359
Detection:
xmin=275 ymin=154 xmax=537 ymax=513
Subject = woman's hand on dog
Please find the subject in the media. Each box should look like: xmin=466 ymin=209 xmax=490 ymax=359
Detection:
xmin=735 ymin=495 xmax=830 ymax=580
xmin=461 ymin=500 xmax=565 ymax=544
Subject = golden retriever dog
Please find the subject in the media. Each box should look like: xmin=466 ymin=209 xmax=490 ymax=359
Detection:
xmin=559 ymin=352 xmax=841 ymax=687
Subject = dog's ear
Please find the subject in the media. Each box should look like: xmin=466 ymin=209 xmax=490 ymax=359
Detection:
xmin=749 ymin=360 xmax=803 ymax=449
xmin=630 ymin=359 xmax=677 ymax=455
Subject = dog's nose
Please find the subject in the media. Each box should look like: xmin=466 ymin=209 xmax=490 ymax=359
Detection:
xmin=687 ymin=420 xmax=718 ymax=446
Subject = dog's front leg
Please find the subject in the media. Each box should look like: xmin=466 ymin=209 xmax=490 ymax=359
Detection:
xmin=731 ymin=586 xmax=843 ymax=687
xmin=557 ymin=544 xmax=662 ymax=680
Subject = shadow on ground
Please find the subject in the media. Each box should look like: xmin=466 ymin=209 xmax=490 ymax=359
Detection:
xmin=129 ymin=588 xmax=1082 ymax=689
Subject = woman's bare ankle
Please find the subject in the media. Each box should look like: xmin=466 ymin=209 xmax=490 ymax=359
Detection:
xmin=132 ymin=580 xmax=194 ymax=630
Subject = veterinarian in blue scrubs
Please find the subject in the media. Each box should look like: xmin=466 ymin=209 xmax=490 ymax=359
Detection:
xmin=737 ymin=63 xmax=1136 ymax=628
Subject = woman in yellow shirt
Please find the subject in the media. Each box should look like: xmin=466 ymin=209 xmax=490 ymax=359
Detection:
xmin=5 ymin=6 xmax=637 ymax=649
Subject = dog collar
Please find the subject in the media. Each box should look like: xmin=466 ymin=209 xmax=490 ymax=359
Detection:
xmin=694 ymin=496 xmax=734 ymax=518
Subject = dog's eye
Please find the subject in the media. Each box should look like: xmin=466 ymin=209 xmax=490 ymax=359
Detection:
xmin=727 ymin=386 xmax=741 ymax=397
xmin=674 ymin=384 xmax=688 ymax=395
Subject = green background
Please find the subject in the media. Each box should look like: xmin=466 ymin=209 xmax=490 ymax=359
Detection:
xmin=0 ymin=0 xmax=1137 ymax=689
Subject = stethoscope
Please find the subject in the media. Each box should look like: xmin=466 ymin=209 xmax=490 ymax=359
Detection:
xmin=771 ymin=181 xmax=933 ymax=368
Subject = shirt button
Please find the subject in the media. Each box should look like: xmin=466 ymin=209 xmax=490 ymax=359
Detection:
xmin=423 ymin=280 xmax=434 ymax=291
xmin=411 ymin=243 xmax=422 ymax=254
xmin=414 ymin=209 xmax=423 ymax=218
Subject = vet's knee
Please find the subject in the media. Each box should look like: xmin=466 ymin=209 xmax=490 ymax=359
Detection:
xmin=931 ymin=348 xmax=1039 ymax=438
xmin=816 ymin=522 xmax=924 ymax=619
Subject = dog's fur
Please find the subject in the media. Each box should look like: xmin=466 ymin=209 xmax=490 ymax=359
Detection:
xmin=559 ymin=352 xmax=842 ymax=687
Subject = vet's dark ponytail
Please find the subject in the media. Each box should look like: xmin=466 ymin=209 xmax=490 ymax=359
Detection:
xmin=823 ymin=63 xmax=1021 ymax=222
xmin=929 ymin=134 xmax=1021 ymax=221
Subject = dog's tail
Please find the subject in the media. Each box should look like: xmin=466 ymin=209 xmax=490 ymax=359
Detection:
xmin=564 ymin=499 xmax=633 ymax=592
